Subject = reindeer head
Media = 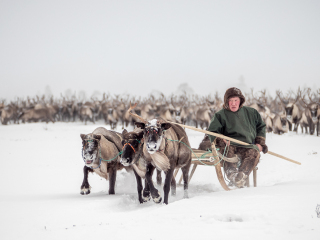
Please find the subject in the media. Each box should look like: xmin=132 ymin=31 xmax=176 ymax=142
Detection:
xmin=120 ymin=129 xmax=144 ymax=166
xmin=277 ymin=88 xmax=301 ymax=121
xmin=127 ymin=102 xmax=172 ymax=154
xmin=135 ymin=119 xmax=171 ymax=154
xmin=80 ymin=134 xmax=101 ymax=167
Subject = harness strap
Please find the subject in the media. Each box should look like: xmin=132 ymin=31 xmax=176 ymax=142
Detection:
xmin=123 ymin=142 xmax=136 ymax=153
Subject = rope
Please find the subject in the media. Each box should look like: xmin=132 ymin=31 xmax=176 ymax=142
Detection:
xmin=166 ymin=138 xmax=226 ymax=167
xmin=99 ymin=149 xmax=123 ymax=162
xmin=222 ymin=144 xmax=230 ymax=183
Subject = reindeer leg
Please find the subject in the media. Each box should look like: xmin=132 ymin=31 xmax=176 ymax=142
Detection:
xmin=310 ymin=123 xmax=315 ymax=135
xmin=108 ymin=167 xmax=117 ymax=195
xmin=181 ymin=161 xmax=191 ymax=199
xmin=170 ymin=176 xmax=176 ymax=196
xmin=142 ymin=178 xmax=151 ymax=202
xmin=144 ymin=164 xmax=162 ymax=203
xmin=163 ymin=168 xmax=174 ymax=204
xmin=156 ymin=169 xmax=162 ymax=187
xmin=81 ymin=166 xmax=93 ymax=195
xmin=294 ymin=120 xmax=300 ymax=132
xmin=133 ymin=169 xmax=144 ymax=203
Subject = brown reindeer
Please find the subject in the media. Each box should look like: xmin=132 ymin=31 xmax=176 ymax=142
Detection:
xmin=120 ymin=128 xmax=148 ymax=203
xmin=120 ymin=103 xmax=192 ymax=205
xmin=79 ymin=105 xmax=95 ymax=125
xmin=248 ymin=92 xmax=274 ymax=133
xmin=300 ymin=89 xmax=320 ymax=135
xmin=273 ymin=112 xmax=289 ymax=135
xmin=80 ymin=127 xmax=130 ymax=195
xmin=195 ymin=98 xmax=216 ymax=129
xmin=299 ymin=112 xmax=309 ymax=134
xmin=1 ymin=103 xmax=20 ymax=125
xmin=19 ymin=106 xmax=55 ymax=124
xmin=276 ymin=88 xmax=302 ymax=132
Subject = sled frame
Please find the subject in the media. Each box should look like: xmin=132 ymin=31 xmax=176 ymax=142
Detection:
xmin=174 ymin=142 xmax=257 ymax=191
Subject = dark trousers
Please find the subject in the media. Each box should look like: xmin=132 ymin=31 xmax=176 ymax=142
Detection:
xmin=218 ymin=143 xmax=260 ymax=180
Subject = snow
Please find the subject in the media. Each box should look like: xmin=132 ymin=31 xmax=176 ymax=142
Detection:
xmin=1 ymin=122 xmax=319 ymax=240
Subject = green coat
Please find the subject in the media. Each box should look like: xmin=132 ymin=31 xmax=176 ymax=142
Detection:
xmin=208 ymin=106 xmax=266 ymax=151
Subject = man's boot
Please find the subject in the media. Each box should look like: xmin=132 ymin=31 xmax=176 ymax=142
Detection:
xmin=224 ymin=162 xmax=239 ymax=186
xmin=234 ymin=171 xmax=248 ymax=188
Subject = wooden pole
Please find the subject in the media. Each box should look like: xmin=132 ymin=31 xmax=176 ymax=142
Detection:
xmin=167 ymin=121 xmax=301 ymax=165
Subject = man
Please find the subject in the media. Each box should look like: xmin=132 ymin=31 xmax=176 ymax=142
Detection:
xmin=208 ymin=87 xmax=268 ymax=188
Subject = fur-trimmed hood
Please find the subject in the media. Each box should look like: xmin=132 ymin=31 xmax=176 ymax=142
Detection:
xmin=223 ymin=87 xmax=246 ymax=110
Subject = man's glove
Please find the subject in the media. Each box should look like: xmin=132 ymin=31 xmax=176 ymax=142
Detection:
xmin=255 ymin=136 xmax=268 ymax=154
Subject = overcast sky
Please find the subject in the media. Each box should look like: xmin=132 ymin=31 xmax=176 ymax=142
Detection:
xmin=1 ymin=0 xmax=319 ymax=100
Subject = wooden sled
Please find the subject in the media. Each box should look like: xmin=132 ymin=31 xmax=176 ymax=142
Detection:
xmin=174 ymin=142 xmax=257 ymax=191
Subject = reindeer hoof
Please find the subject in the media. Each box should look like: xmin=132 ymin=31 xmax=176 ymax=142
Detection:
xmin=142 ymin=195 xmax=151 ymax=202
xmin=80 ymin=186 xmax=91 ymax=195
xmin=80 ymin=188 xmax=90 ymax=195
xmin=153 ymin=196 xmax=162 ymax=204
xmin=142 ymin=190 xmax=151 ymax=202
xmin=152 ymin=192 xmax=162 ymax=204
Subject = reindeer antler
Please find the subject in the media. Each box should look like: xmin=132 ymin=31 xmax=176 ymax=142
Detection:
xmin=127 ymin=102 xmax=148 ymax=124
xmin=276 ymin=90 xmax=289 ymax=105
xmin=306 ymin=88 xmax=318 ymax=104
xmin=300 ymin=89 xmax=310 ymax=108
xmin=292 ymin=86 xmax=302 ymax=104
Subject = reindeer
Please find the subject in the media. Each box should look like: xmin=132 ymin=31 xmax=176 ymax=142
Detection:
xmin=120 ymin=128 xmax=148 ymax=203
xmin=137 ymin=101 xmax=155 ymax=121
xmin=80 ymin=127 xmax=129 ymax=195
xmin=168 ymin=96 xmax=187 ymax=123
xmin=99 ymin=96 xmax=119 ymax=129
xmin=19 ymin=106 xmax=55 ymax=124
xmin=79 ymin=105 xmax=95 ymax=125
xmin=276 ymin=88 xmax=302 ymax=132
xmin=273 ymin=112 xmax=289 ymax=135
xmin=300 ymin=89 xmax=319 ymax=135
xmin=1 ymin=103 xmax=20 ymax=125
xmin=113 ymin=96 xmax=126 ymax=128
xmin=248 ymin=90 xmax=270 ymax=117
xmin=299 ymin=112 xmax=309 ymax=134
xmin=248 ymin=89 xmax=275 ymax=133
xmin=194 ymin=97 xmax=216 ymax=129
xmin=120 ymin=103 xmax=192 ymax=205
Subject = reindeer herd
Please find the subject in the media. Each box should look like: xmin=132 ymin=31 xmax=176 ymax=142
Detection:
xmin=1 ymin=88 xmax=319 ymax=136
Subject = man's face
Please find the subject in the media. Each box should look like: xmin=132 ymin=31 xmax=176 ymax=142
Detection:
xmin=228 ymin=97 xmax=240 ymax=112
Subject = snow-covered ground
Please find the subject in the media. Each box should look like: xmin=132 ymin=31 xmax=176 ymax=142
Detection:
xmin=1 ymin=122 xmax=319 ymax=240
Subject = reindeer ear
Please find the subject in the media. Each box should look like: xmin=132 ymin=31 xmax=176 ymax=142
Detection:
xmin=161 ymin=123 xmax=172 ymax=130
xmin=135 ymin=122 xmax=145 ymax=129
xmin=80 ymin=134 xmax=86 ymax=140
xmin=122 ymin=129 xmax=128 ymax=136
